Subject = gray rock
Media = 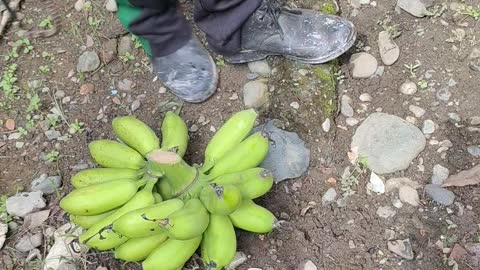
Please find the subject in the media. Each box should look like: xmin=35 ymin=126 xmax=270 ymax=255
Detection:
xmin=385 ymin=177 xmax=421 ymax=192
xmin=409 ymin=105 xmax=425 ymax=118
xmin=31 ymin=174 xmax=62 ymax=195
xmin=467 ymin=145 xmax=480 ymax=157
xmin=226 ymin=252 xmax=248 ymax=270
xmin=253 ymin=120 xmax=310 ymax=183
xmin=0 ymin=223 xmax=7 ymax=249
xmin=436 ymin=88 xmax=452 ymax=102
xmin=431 ymin=164 xmax=449 ymax=185
xmin=71 ymin=163 xmax=89 ymax=171
xmin=15 ymin=142 xmax=25 ymax=149
xmin=359 ymin=93 xmax=373 ymax=102
xmin=118 ymin=36 xmax=133 ymax=56
xmin=422 ymin=119 xmax=435 ymax=134
xmin=346 ymin=117 xmax=359 ymax=126
xmin=131 ymin=100 xmax=141 ymax=112
xmin=341 ymin=95 xmax=354 ymax=117
xmin=321 ymin=188 xmax=337 ymax=205
xmin=76 ymin=51 xmax=100 ymax=72
xmin=23 ymin=210 xmax=50 ymax=230
xmin=388 ymin=239 xmax=414 ymax=260
xmin=44 ymin=130 xmax=61 ymax=140
xmin=351 ymin=113 xmax=426 ymax=174
xmin=74 ymin=0 xmax=85 ymax=11
xmin=448 ymin=113 xmax=461 ymax=123
xmin=243 ymin=80 xmax=268 ymax=109
xmin=6 ymin=191 xmax=46 ymax=218
xmin=118 ymin=78 xmax=135 ymax=91
xmin=350 ymin=52 xmax=378 ymax=78
xmin=322 ymin=118 xmax=331 ymax=133
xmin=376 ymin=206 xmax=396 ymax=218
xmin=398 ymin=186 xmax=420 ymax=206
xmin=247 ymin=60 xmax=271 ymax=77
xmin=397 ymin=0 xmax=430 ymax=17
xmin=469 ymin=48 xmax=480 ymax=60
xmin=425 ymin=184 xmax=455 ymax=206
xmin=399 ymin=81 xmax=417 ymax=95
xmin=105 ymin=0 xmax=117 ymax=12
xmin=15 ymin=233 xmax=43 ymax=252
xmin=8 ymin=132 xmax=21 ymax=140
xmin=246 ymin=73 xmax=259 ymax=80
xmin=299 ymin=260 xmax=317 ymax=270
xmin=378 ymin=31 xmax=400 ymax=65
xmin=469 ymin=116 xmax=480 ymax=126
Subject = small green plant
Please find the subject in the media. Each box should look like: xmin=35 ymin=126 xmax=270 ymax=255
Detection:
xmin=47 ymin=114 xmax=60 ymax=128
xmin=120 ymin=52 xmax=135 ymax=63
xmin=132 ymin=35 xmax=143 ymax=49
xmin=4 ymin=48 xmax=19 ymax=61
xmin=404 ymin=61 xmax=421 ymax=78
xmin=69 ymin=119 xmax=85 ymax=134
xmin=39 ymin=16 xmax=53 ymax=29
xmin=87 ymin=16 xmax=103 ymax=30
xmin=377 ymin=16 xmax=402 ymax=38
xmin=215 ymin=56 xmax=225 ymax=67
xmin=15 ymin=38 xmax=34 ymax=54
xmin=17 ymin=127 xmax=28 ymax=137
xmin=27 ymin=93 xmax=41 ymax=112
xmin=46 ymin=150 xmax=60 ymax=162
xmin=0 ymin=64 xmax=19 ymax=99
xmin=340 ymin=159 xmax=368 ymax=196
xmin=0 ymin=195 xmax=12 ymax=223
xmin=42 ymin=51 xmax=54 ymax=61
xmin=25 ymin=115 xmax=35 ymax=131
xmin=460 ymin=5 xmax=480 ymax=20
xmin=39 ymin=66 xmax=51 ymax=74
xmin=418 ymin=80 xmax=428 ymax=89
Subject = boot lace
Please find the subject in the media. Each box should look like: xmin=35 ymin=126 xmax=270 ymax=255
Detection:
xmin=258 ymin=0 xmax=302 ymax=40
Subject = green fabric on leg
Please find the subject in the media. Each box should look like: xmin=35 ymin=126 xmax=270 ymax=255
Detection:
xmin=115 ymin=0 xmax=152 ymax=57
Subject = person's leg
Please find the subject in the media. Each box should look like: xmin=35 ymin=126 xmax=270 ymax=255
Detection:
xmin=115 ymin=0 xmax=218 ymax=103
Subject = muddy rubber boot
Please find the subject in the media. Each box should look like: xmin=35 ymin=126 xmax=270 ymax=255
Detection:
xmin=151 ymin=35 xmax=218 ymax=103
xmin=225 ymin=0 xmax=356 ymax=64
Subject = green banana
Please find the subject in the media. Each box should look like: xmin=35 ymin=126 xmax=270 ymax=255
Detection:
xmin=70 ymin=168 xmax=141 ymax=188
xmin=201 ymin=109 xmax=257 ymax=173
xmin=212 ymin=168 xmax=274 ymax=199
xmin=199 ymin=184 xmax=241 ymax=215
xmin=161 ymin=111 xmax=189 ymax=158
xmin=79 ymin=178 xmax=157 ymax=250
xmin=112 ymin=199 xmax=184 ymax=238
xmin=114 ymin=233 xmax=168 ymax=262
xmin=112 ymin=115 xmax=160 ymax=156
xmin=60 ymin=179 xmax=139 ymax=215
xmin=142 ymin=236 xmax=202 ymax=270
xmin=70 ymin=209 xmax=117 ymax=229
xmin=229 ymin=199 xmax=277 ymax=233
xmin=89 ymin=139 xmax=146 ymax=169
xmin=156 ymin=178 xmax=173 ymax=200
xmin=207 ymin=132 xmax=269 ymax=179
xmin=159 ymin=198 xmax=209 ymax=240
xmin=201 ymin=215 xmax=236 ymax=270
xmin=153 ymin=192 xmax=163 ymax=203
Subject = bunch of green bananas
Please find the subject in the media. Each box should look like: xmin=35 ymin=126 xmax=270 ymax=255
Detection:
xmin=60 ymin=109 xmax=280 ymax=270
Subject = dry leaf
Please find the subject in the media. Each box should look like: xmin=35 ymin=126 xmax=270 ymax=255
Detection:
xmin=5 ymin=119 xmax=15 ymax=130
xmin=442 ymin=164 xmax=480 ymax=187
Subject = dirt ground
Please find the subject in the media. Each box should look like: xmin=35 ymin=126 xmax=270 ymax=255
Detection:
xmin=0 ymin=0 xmax=479 ymax=269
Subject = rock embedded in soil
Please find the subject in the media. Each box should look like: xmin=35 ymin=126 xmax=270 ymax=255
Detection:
xmin=298 ymin=260 xmax=317 ymax=270
xmin=349 ymin=52 xmax=378 ymax=78
xmin=469 ymin=116 xmax=480 ymax=126
xmin=397 ymin=0 xmax=430 ymax=17
xmin=409 ymin=105 xmax=425 ymax=118
xmin=247 ymin=60 xmax=271 ymax=77
xmin=431 ymin=164 xmax=449 ymax=185
xmin=436 ymin=88 xmax=452 ymax=102
xmin=388 ymin=239 xmax=414 ymax=260
xmin=23 ymin=210 xmax=50 ymax=230
xmin=118 ymin=36 xmax=133 ymax=55
xmin=351 ymin=113 xmax=426 ymax=174
xmin=131 ymin=100 xmax=141 ymax=112
xmin=253 ymin=120 xmax=310 ymax=183
xmin=105 ymin=0 xmax=117 ymax=12
xmin=0 ymin=223 xmax=7 ymax=249
xmin=448 ymin=113 xmax=461 ymax=123
xmin=359 ymin=93 xmax=372 ymax=102
xmin=385 ymin=177 xmax=421 ymax=192
xmin=422 ymin=119 xmax=435 ymax=134
xmin=367 ymin=172 xmax=385 ymax=194
xmin=74 ymin=0 xmax=85 ymax=11
xmin=378 ymin=31 xmax=400 ymax=65
xmin=376 ymin=206 xmax=396 ymax=218
xmin=346 ymin=117 xmax=359 ymax=126
xmin=226 ymin=252 xmax=248 ymax=270
xmin=31 ymin=174 xmax=62 ymax=195
xmin=44 ymin=223 xmax=85 ymax=270
xmin=467 ymin=145 xmax=480 ymax=157
xmin=321 ymin=188 xmax=337 ymax=205
xmin=399 ymin=81 xmax=417 ymax=95
xmin=15 ymin=233 xmax=43 ymax=252
xmin=6 ymin=192 xmax=46 ymax=218
xmin=322 ymin=118 xmax=331 ymax=132
xmin=243 ymin=80 xmax=269 ymax=109
xmin=77 ymin=51 xmax=100 ymax=72
xmin=341 ymin=95 xmax=354 ymax=117
xmin=425 ymin=184 xmax=455 ymax=206
xmin=398 ymin=186 xmax=420 ymax=206
xmin=44 ymin=130 xmax=61 ymax=140
xmin=80 ymin=83 xmax=94 ymax=95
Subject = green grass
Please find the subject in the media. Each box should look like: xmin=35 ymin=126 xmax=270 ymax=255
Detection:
xmin=38 ymin=16 xmax=53 ymax=29
xmin=0 ymin=64 xmax=19 ymax=99
xmin=460 ymin=5 xmax=480 ymax=20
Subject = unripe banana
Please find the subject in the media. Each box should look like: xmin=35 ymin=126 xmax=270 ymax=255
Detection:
xmin=79 ymin=178 xmax=157 ymax=250
xmin=156 ymin=178 xmax=173 ymax=200
xmin=70 ymin=168 xmax=141 ymax=188
xmin=159 ymin=198 xmax=209 ymax=240
xmin=202 ymin=109 xmax=257 ymax=173
xmin=112 ymin=199 xmax=184 ymax=238
xmin=199 ymin=184 xmax=241 ymax=215
xmin=161 ymin=111 xmax=189 ymax=157
xmin=213 ymin=168 xmax=274 ymax=199
xmin=229 ymin=199 xmax=277 ymax=233
xmin=208 ymin=132 xmax=269 ymax=179
xmin=153 ymin=192 xmax=163 ymax=203
xmin=112 ymin=116 xmax=160 ymax=156
xmin=142 ymin=236 xmax=202 ymax=270
xmin=89 ymin=139 xmax=146 ymax=169
xmin=70 ymin=209 xmax=116 ymax=229
xmin=60 ymin=179 xmax=139 ymax=215
xmin=114 ymin=233 xmax=168 ymax=262
xmin=201 ymin=215 xmax=236 ymax=270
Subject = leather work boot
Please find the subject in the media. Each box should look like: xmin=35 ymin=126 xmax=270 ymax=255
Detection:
xmin=225 ymin=0 xmax=356 ymax=64
xmin=151 ymin=34 xmax=218 ymax=103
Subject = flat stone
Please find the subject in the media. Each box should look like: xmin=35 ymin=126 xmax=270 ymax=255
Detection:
xmin=76 ymin=51 xmax=100 ymax=72
xmin=368 ymin=172 xmax=385 ymax=194
xmin=298 ymin=260 xmax=317 ymax=270
xmin=243 ymin=80 xmax=268 ymax=109
xmin=341 ymin=95 xmax=354 ymax=117
xmin=425 ymin=184 xmax=455 ymax=206
xmin=359 ymin=93 xmax=373 ymax=102
xmin=44 ymin=130 xmax=61 ymax=141
xmin=321 ymin=188 xmax=337 ymax=205
xmin=409 ymin=105 xmax=425 ymax=118
xmin=469 ymin=116 xmax=480 ymax=126
xmin=118 ymin=36 xmax=133 ymax=56
xmin=378 ymin=31 xmax=400 ymax=65
xmin=388 ymin=239 xmax=414 ymax=260
xmin=436 ymin=88 xmax=452 ymax=101
xmin=23 ymin=210 xmax=50 ymax=230
xmin=15 ymin=233 xmax=43 ymax=252
xmin=448 ymin=113 xmax=461 ymax=123
xmin=346 ymin=117 xmax=359 ymax=126
xmin=399 ymin=186 xmax=420 ymax=206
xmin=8 ymin=132 xmax=21 ymax=140
xmin=248 ymin=60 xmax=271 ymax=77
xmin=467 ymin=145 xmax=480 ymax=157
xmin=432 ymin=164 xmax=449 ymax=185
xmin=350 ymin=52 xmax=378 ymax=78
xmin=400 ymin=81 xmax=417 ymax=95
xmin=44 ymin=223 xmax=85 ymax=270
xmin=105 ymin=0 xmax=117 ymax=12
xmin=422 ymin=119 xmax=435 ymax=134
xmin=377 ymin=206 xmax=396 ymax=218
xmin=385 ymin=177 xmax=421 ymax=192
xmin=397 ymin=0 xmax=430 ymax=17
xmin=31 ymin=174 xmax=62 ymax=195
xmin=6 ymin=191 xmax=46 ymax=218
xmin=322 ymin=118 xmax=331 ymax=133
xmin=351 ymin=113 xmax=426 ymax=174
xmin=253 ymin=120 xmax=310 ymax=183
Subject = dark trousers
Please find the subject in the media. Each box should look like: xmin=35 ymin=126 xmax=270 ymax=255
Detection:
xmin=116 ymin=0 xmax=262 ymax=57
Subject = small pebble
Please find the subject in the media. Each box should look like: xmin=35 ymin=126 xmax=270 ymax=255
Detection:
xmin=131 ymin=100 xmax=141 ymax=112
xmin=290 ymin=102 xmax=300 ymax=109
xmin=321 ymin=188 xmax=337 ymax=206
xmin=425 ymin=184 xmax=455 ymax=206
xmin=322 ymin=118 xmax=331 ymax=133
xmin=448 ymin=113 xmax=461 ymax=123
xmin=341 ymin=95 xmax=354 ymax=117
xmin=400 ymin=81 xmax=417 ymax=95
xmin=436 ymin=88 xmax=452 ymax=101
xmin=469 ymin=116 xmax=480 ymax=126
xmin=346 ymin=117 xmax=359 ymax=126
xmin=359 ymin=93 xmax=372 ymax=102
xmin=377 ymin=206 xmax=396 ymax=218
xmin=422 ymin=120 xmax=435 ymax=134
xmin=409 ymin=105 xmax=425 ymax=118
xmin=431 ymin=164 xmax=449 ymax=185
xmin=189 ymin=124 xmax=199 ymax=132
xmin=399 ymin=186 xmax=420 ymax=207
